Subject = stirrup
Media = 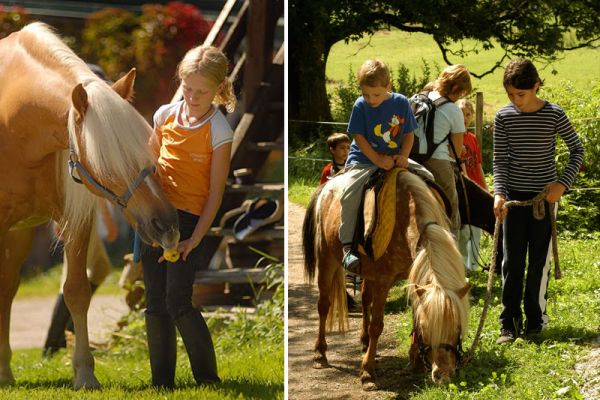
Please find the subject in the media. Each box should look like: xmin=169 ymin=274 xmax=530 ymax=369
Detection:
xmin=342 ymin=252 xmax=361 ymax=276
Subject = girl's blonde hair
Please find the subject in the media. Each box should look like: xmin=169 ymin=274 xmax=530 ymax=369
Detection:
xmin=177 ymin=45 xmax=237 ymax=113
xmin=357 ymin=59 xmax=391 ymax=88
xmin=456 ymin=98 xmax=474 ymax=114
xmin=433 ymin=64 xmax=472 ymax=98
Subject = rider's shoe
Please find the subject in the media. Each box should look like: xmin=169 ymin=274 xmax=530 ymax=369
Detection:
xmin=342 ymin=251 xmax=361 ymax=276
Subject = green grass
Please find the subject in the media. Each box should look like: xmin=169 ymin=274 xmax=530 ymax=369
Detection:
xmin=326 ymin=29 xmax=600 ymax=117
xmin=0 ymin=341 xmax=283 ymax=399
xmin=397 ymin=233 xmax=600 ymax=399
xmin=288 ymin=178 xmax=319 ymax=207
xmin=5 ymin=261 xmax=284 ymax=398
xmin=15 ymin=264 xmax=123 ymax=299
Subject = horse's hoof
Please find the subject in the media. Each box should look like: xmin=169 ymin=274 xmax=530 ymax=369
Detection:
xmin=360 ymin=371 xmax=377 ymax=391
xmin=312 ymin=355 xmax=329 ymax=369
xmin=362 ymin=381 xmax=377 ymax=391
xmin=0 ymin=370 xmax=15 ymax=386
xmin=73 ymin=373 xmax=101 ymax=390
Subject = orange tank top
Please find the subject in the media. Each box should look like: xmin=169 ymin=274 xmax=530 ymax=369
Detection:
xmin=153 ymin=101 xmax=233 ymax=216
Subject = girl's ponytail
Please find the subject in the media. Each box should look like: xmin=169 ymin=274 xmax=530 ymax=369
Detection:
xmin=216 ymin=77 xmax=237 ymax=113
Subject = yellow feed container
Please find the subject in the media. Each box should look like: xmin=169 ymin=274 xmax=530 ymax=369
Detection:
xmin=163 ymin=248 xmax=180 ymax=262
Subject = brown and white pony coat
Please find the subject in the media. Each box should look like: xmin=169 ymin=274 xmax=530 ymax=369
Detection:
xmin=303 ymin=169 xmax=470 ymax=389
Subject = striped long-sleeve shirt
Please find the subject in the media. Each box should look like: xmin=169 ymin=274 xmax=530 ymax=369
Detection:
xmin=493 ymin=101 xmax=584 ymax=197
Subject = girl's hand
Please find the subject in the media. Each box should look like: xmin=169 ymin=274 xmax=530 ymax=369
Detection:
xmin=545 ymin=182 xmax=566 ymax=203
xmin=494 ymin=195 xmax=507 ymax=222
xmin=158 ymin=236 xmax=202 ymax=263
xmin=178 ymin=236 xmax=202 ymax=261
xmin=377 ymin=154 xmax=394 ymax=170
xmin=393 ymin=154 xmax=409 ymax=168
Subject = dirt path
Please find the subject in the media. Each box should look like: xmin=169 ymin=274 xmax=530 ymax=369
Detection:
xmin=10 ymin=293 xmax=128 ymax=350
xmin=287 ymin=202 xmax=420 ymax=400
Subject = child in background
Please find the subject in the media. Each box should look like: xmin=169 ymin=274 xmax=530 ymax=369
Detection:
xmin=493 ymin=58 xmax=583 ymax=344
xmin=340 ymin=59 xmax=417 ymax=275
xmin=320 ymin=132 xmax=350 ymax=184
xmin=143 ymin=45 xmax=237 ymax=387
xmin=421 ymin=65 xmax=472 ymax=239
xmin=456 ymin=99 xmax=489 ymax=271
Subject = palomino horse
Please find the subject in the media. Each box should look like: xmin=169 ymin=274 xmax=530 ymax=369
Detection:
xmin=303 ymin=169 xmax=470 ymax=389
xmin=0 ymin=23 xmax=179 ymax=389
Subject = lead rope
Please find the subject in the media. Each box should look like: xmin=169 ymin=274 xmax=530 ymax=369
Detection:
xmin=460 ymin=186 xmax=561 ymax=367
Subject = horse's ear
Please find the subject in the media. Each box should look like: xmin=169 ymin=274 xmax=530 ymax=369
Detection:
xmin=415 ymin=285 xmax=426 ymax=299
xmin=112 ymin=68 xmax=136 ymax=102
xmin=455 ymin=283 xmax=471 ymax=299
xmin=71 ymin=83 xmax=88 ymax=123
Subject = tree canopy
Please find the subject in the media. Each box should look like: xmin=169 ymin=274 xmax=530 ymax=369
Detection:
xmin=289 ymin=0 xmax=600 ymax=125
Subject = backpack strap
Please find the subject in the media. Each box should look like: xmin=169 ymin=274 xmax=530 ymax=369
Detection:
xmin=433 ymin=95 xmax=451 ymax=107
xmin=422 ymin=94 xmax=452 ymax=159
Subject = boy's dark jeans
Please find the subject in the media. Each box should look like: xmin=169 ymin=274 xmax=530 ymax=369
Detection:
xmin=141 ymin=209 xmax=209 ymax=319
xmin=499 ymin=191 xmax=552 ymax=333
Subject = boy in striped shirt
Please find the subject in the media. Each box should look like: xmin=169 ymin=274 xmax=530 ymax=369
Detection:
xmin=493 ymin=59 xmax=584 ymax=344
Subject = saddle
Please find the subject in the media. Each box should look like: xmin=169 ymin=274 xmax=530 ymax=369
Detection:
xmin=355 ymin=165 xmax=451 ymax=261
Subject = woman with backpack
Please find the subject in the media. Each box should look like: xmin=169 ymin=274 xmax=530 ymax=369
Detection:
xmin=420 ymin=64 xmax=472 ymax=239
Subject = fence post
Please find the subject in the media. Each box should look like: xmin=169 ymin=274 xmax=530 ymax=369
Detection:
xmin=475 ymin=92 xmax=484 ymax=144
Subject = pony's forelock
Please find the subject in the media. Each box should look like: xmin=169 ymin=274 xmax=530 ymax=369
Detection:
xmin=69 ymin=80 xmax=154 ymax=182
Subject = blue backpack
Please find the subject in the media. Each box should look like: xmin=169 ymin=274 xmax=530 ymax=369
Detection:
xmin=408 ymin=92 xmax=452 ymax=163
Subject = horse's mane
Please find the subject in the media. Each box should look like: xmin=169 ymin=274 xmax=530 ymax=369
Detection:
xmin=402 ymin=172 xmax=469 ymax=347
xmin=20 ymin=23 xmax=154 ymax=237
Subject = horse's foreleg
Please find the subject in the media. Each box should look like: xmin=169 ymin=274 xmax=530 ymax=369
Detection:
xmin=0 ymin=228 xmax=34 ymax=385
xmin=63 ymin=234 xmax=100 ymax=390
xmin=360 ymin=279 xmax=373 ymax=353
xmin=313 ymin=259 xmax=335 ymax=369
xmin=360 ymin=283 xmax=390 ymax=391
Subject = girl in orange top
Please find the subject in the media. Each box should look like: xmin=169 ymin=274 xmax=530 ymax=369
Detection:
xmin=141 ymin=45 xmax=236 ymax=388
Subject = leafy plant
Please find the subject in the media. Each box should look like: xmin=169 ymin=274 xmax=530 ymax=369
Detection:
xmin=0 ymin=5 xmax=29 ymax=39
xmin=81 ymin=1 xmax=213 ymax=119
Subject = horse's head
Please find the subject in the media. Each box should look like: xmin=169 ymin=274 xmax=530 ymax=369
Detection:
xmin=66 ymin=69 xmax=179 ymax=249
xmin=410 ymin=283 xmax=470 ymax=384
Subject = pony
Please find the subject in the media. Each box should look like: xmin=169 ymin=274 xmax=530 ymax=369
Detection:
xmin=303 ymin=169 xmax=470 ymax=389
xmin=0 ymin=23 xmax=179 ymax=389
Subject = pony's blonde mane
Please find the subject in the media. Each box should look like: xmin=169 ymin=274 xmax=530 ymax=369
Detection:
xmin=21 ymin=23 xmax=154 ymax=237
xmin=402 ymin=172 xmax=469 ymax=347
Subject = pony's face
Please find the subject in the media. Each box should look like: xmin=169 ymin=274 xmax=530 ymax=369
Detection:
xmin=119 ymin=174 xmax=180 ymax=249
xmin=68 ymin=71 xmax=180 ymax=250
xmin=412 ymin=308 xmax=463 ymax=384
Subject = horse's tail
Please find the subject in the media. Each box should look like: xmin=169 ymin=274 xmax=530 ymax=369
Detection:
xmin=302 ymin=185 xmax=324 ymax=283
xmin=326 ymin=264 xmax=349 ymax=333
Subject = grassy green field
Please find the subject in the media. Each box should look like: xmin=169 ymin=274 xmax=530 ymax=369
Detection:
xmin=15 ymin=264 xmax=122 ymax=298
xmin=0 ymin=342 xmax=283 ymax=399
xmin=5 ymin=262 xmax=284 ymax=399
xmin=326 ymin=29 xmax=600 ymax=117
xmin=289 ymin=185 xmax=599 ymax=399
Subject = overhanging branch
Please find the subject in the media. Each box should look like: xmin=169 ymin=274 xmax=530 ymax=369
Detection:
xmin=434 ymin=39 xmax=509 ymax=79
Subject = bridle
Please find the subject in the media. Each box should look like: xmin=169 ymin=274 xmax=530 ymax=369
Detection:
xmin=68 ymin=138 xmax=155 ymax=209
xmin=411 ymin=322 xmax=464 ymax=371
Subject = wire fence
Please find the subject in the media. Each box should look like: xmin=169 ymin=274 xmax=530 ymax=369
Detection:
xmin=289 ymin=115 xmax=600 ymax=127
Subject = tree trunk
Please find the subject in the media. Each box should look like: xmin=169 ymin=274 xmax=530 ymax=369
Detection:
xmin=289 ymin=32 xmax=332 ymax=121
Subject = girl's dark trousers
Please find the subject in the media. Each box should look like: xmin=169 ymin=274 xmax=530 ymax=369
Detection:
xmin=141 ymin=209 xmax=219 ymax=388
xmin=499 ymin=190 xmax=552 ymax=334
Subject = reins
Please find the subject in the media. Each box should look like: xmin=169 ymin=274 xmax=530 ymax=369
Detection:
xmin=460 ymin=187 xmax=561 ymax=367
